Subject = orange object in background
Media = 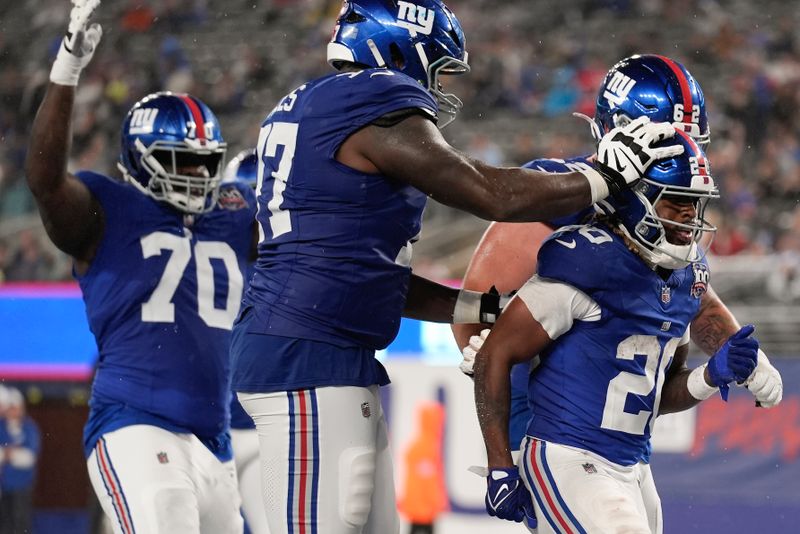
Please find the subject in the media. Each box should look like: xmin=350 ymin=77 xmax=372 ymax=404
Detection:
xmin=398 ymin=402 xmax=449 ymax=527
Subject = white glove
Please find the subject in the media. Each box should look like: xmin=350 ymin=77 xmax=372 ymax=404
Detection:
xmin=460 ymin=328 xmax=490 ymax=376
xmin=594 ymin=116 xmax=684 ymax=197
xmin=50 ymin=0 xmax=103 ymax=86
xmin=743 ymin=350 xmax=783 ymax=408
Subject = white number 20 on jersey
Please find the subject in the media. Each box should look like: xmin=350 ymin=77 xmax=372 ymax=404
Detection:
xmin=140 ymin=232 xmax=243 ymax=329
xmin=601 ymin=335 xmax=680 ymax=435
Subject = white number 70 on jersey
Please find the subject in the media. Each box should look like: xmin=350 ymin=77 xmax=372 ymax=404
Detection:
xmin=140 ymin=232 xmax=243 ymax=330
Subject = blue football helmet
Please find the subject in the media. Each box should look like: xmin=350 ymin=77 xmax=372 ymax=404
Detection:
xmin=594 ymin=55 xmax=710 ymax=148
xmin=222 ymin=148 xmax=258 ymax=190
xmin=327 ymin=0 xmax=469 ymax=127
xmin=597 ymin=128 xmax=719 ymax=269
xmin=118 ymin=92 xmax=227 ymax=214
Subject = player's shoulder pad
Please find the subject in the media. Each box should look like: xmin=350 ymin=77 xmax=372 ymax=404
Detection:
xmin=522 ymin=155 xmax=593 ymax=174
xmin=217 ymin=181 xmax=257 ymax=214
xmin=325 ymin=68 xmax=438 ymax=118
xmin=537 ymin=223 xmax=618 ymax=292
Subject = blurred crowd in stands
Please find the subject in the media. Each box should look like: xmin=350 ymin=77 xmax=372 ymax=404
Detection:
xmin=0 ymin=0 xmax=798 ymax=286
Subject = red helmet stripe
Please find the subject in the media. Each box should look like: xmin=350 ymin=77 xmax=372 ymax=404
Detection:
xmin=656 ymin=55 xmax=693 ymax=123
xmin=179 ymin=95 xmax=206 ymax=140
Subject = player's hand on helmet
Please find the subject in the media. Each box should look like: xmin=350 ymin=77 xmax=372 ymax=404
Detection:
xmin=50 ymin=0 xmax=103 ymax=86
xmin=485 ymin=467 xmax=537 ymax=526
xmin=460 ymin=328 xmax=490 ymax=376
xmin=743 ymin=350 xmax=783 ymax=408
xmin=594 ymin=116 xmax=684 ymax=197
xmin=707 ymin=324 xmax=759 ymax=400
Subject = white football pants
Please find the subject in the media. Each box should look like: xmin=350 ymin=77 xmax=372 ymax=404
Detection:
xmin=87 ymin=424 xmax=243 ymax=534
xmin=239 ymin=385 xmax=399 ymax=534
xmin=231 ymin=428 xmax=271 ymax=534
xmin=519 ymin=437 xmax=662 ymax=534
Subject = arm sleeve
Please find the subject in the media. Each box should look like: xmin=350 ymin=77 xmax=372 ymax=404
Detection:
xmin=516 ymin=275 xmax=601 ymax=340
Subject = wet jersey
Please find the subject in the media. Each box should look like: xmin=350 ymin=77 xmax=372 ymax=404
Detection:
xmin=234 ymin=69 xmax=437 ymax=392
xmin=244 ymin=69 xmax=437 ymax=351
xmin=525 ymin=223 xmax=707 ymax=465
xmin=78 ymin=172 xmax=256 ymax=457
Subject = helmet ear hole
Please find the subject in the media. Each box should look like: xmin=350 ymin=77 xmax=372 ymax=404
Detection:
xmin=389 ymin=42 xmax=405 ymax=70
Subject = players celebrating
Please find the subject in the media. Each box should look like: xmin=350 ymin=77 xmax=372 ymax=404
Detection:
xmin=455 ymin=55 xmax=783 ymax=457
xmin=231 ymin=1 xmax=685 ymax=532
xmin=25 ymin=2 xmax=256 ymax=532
xmin=472 ymin=131 xmax=759 ymax=533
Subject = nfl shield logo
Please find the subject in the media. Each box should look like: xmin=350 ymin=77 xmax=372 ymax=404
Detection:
xmin=661 ymin=286 xmax=671 ymax=304
xmin=361 ymin=402 xmax=371 ymax=419
xmin=582 ymin=463 xmax=597 ymax=474
xmin=157 ymin=452 xmax=169 ymax=464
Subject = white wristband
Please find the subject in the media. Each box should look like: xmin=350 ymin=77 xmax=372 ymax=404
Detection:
xmin=687 ymin=363 xmax=718 ymax=401
xmin=453 ymin=289 xmax=482 ymax=324
xmin=50 ymin=42 xmax=84 ymax=86
xmin=578 ymin=167 xmax=610 ymax=204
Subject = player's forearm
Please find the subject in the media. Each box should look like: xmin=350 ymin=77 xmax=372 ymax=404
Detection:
xmin=403 ymin=274 xmax=459 ymax=323
xmin=691 ymin=287 xmax=740 ymax=355
xmin=474 ymin=353 xmax=515 ymax=467
xmin=471 ymin=161 xmax=595 ymax=223
xmin=659 ymin=369 xmax=707 ymax=415
xmin=25 ymin=83 xmax=75 ymax=202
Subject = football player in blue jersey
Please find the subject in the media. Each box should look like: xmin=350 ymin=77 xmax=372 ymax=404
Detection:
xmin=455 ymin=55 xmax=783 ymax=456
xmin=223 ymin=149 xmax=271 ymax=534
xmin=25 ymin=2 xmax=256 ymax=533
xmin=229 ymin=1 xmax=686 ymax=532
xmin=472 ymin=130 xmax=760 ymax=533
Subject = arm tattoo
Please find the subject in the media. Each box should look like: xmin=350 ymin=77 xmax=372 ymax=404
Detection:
xmin=691 ymin=289 xmax=739 ymax=355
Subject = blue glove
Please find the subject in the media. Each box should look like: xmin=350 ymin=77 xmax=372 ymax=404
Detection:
xmin=707 ymin=324 xmax=759 ymax=401
xmin=485 ymin=467 xmax=536 ymax=527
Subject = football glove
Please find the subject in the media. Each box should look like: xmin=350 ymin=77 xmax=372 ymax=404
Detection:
xmin=460 ymin=328 xmax=490 ymax=376
xmin=50 ymin=0 xmax=103 ymax=86
xmin=485 ymin=467 xmax=537 ymax=527
xmin=743 ymin=350 xmax=783 ymax=408
xmin=707 ymin=324 xmax=759 ymax=401
xmin=595 ymin=116 xmax=684 ymax=197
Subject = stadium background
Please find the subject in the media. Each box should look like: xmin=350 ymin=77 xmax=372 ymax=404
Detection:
xmin=0 ymin=0 xmax=798 ymax=532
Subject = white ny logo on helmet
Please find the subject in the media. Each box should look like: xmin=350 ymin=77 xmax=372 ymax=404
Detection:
xmin=129 ymin=108 xmax=159 ymax=134
xmin=604 ymin=71 xmax=636 ymax=109
xmin=397 ymin=1 xmax=434 ymax=36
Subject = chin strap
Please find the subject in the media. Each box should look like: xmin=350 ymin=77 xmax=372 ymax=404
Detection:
xmin=572 ymin=112 xmax=603 ymax=143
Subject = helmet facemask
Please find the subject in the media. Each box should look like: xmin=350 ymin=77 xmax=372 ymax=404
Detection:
xmin=426 ymin=54 xmax=469 ymax=128
xmin=123 ymin=137 xmax=227 ymax=214
xmin=616 ymin=178 xmax=719 ymax=269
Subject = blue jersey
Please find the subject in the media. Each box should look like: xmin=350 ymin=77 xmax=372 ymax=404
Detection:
xmin=525 ymin=223 xmax=706 ymax=466
xmin=77 ymin=172 xmax=256 ymax=457
xmin=244 ymin=69 xmax=436 ymax=351
xmin=234 ymin=69 xmax=437 ymax=391
xmin=0 ymin=417 xmax=41 ymax=491
xmin=507 ymin=156 xmax=596 ymax=448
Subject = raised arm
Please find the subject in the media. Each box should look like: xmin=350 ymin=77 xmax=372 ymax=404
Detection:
xmin=340 ymin=115 xmax=682 ymax=223
xmin=25 ymin=1 xmax=105 ymax=267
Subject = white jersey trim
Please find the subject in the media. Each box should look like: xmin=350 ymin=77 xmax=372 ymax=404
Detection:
xmin=516 ymin=275 xmax=601 ymax=340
